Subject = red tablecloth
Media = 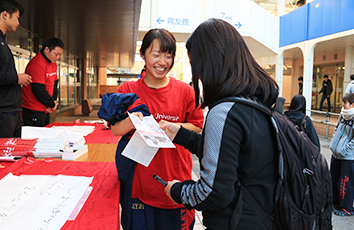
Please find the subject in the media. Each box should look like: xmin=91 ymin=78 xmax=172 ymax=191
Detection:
xmin=46 ymin=122 xmax=120 ymax=144
xmin=0 ymin=158 xmax=120 ymax=230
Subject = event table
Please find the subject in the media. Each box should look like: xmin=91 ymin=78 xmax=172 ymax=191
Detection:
xmin=0 ymin=158 xmax=120 ymax=230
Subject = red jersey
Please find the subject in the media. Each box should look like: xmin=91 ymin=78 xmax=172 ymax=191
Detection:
xmin=22 ymin=52 xmax=58 ymax=112
xmin=118 ymin=77 xmax=204 ymax=209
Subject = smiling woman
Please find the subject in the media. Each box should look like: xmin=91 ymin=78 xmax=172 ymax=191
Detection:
xmin=109 ymin=28 xmax=204 ymax=230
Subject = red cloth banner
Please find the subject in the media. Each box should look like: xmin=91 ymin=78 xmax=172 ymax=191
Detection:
xmin=0 ymin=158 xmax=120 ymax=229
xmin=0 ymin=138 xmax=36 ymax=157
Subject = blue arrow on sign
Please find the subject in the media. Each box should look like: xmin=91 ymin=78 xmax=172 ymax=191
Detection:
xmin=157 ymin=17 xmax=165 ymax=24
xmin=234 ymin=22 xmax=241 ymax=29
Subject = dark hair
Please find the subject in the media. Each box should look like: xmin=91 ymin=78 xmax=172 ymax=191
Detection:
xmin=0 ymin=0 xmax=24 ymax=16
xmin=350 ymin=74 xmax=354 ymax=81
xmin=140 ymin=29 xmax=176 ymax=69
xmin=41 ymin=38 xmax=64 ymax=52
xmin=289 ymin=94 xmax=306 ymax=114
xmin=187 ymin=18 xmax=278 ymax=108
xmin=343 ymin=94 xmax=354 ymax=104
xmin=323 ymin=75 xmax=329 ymax=79
xmin=298 ymin=76 xmax=303 ymax=81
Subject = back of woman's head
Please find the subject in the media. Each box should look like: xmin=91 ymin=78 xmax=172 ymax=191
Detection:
xmin=289 ymin=94 xmax=306 ymax=113
xmin=343 ymin=94 xmax=354 ymax=104
xmin=187 ymin=18 xmax=278 ymax=108
xmin=140 ymin=28 xmax=176 ymax=69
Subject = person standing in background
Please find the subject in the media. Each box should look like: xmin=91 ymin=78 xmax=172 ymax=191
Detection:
xmin=22 ymin=38 xmax=64 ymax=127
xmin=0 ymin=0 xmax=32 ymax=137
xmin=298 ymin=76 xmax=303 ymax=95
xmin=345 ymin=74 xmax=354 ymax=96
xmin=285 ymin=94 xmax=320 ymax=151
xmin=330 ymin=93 xmax=354 ymax=216
xmin=319 ymin=75 xmax=333 ymax=112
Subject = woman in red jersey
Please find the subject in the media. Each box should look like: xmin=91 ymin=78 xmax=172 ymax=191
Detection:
xmin=111 ymin=28 xmax=204 ymax=230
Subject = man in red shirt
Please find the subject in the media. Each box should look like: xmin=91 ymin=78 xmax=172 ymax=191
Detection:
xmin=22 ymin=38 xmax=64 ymax=127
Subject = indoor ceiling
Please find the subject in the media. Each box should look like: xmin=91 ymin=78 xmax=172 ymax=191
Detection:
xmin=15 ymin=0 xmax=142 ymax=69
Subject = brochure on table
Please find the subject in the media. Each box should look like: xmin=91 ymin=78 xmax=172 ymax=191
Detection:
xmin=121 ymin=113 xmax=175 ymax=167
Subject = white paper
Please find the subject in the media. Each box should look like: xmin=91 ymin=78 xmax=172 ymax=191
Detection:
xmin=121 ymin=113 xmax=175 ymax=167
xmin=21 ymin=126 xmax=85 ymax=145
xmin=121 ymin=131 xmax=159 ymax=167
xmin=50 ymin=125 xmax=95 ymax=137
xmin=0 ymin=173 xmax=93 ymax=230
xmin=129 ymin=113 xmax=175 ymax=148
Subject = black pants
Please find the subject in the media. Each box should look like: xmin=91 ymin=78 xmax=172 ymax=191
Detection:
xmin=22 ymin=107 xmax=50 ymax=127
xmin=0 ymin=112 xmax=22 ymax=137
xmin=330 ymin=156 xmax=354 ymax=211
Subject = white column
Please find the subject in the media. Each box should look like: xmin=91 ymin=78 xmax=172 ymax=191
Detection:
xmin=344 ymin=46 xmax=354 ymax=89
xmin=277 ymin=0 xmax=286 ymax=16
xmin=303 ymin=41 xmax=317 ymax=116
xmin=275 ymin=52 xmax=284 ymax=97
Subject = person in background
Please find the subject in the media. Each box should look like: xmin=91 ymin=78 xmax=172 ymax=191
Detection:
xmin=345 ymin=74 xmax=354 ymax=96
xmin=285 ymin=94 xmax=320 ymax=151
xmin=298 ymin=76 xmax=303 ymax=95
xmin=22 ymin=38 xmax=64 ymax=127
xmin=110 ymin=28 xmax=204 ymax=230
xmin=319 ymin=75 xmax=333 ymax=112
xmin=330 ymin=93 xmax=354 ymax=216
xmin=0 ymin=0 xmax=32 ymax=137
xmin=161 ymin=18 xmax=279 ymax=229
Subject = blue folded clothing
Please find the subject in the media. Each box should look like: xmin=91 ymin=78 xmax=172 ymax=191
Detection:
xmin=97 ymin=93 xmax=150 ymax=125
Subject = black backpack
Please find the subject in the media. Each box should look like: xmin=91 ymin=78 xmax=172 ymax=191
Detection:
xmin=223 ymin=97 xmax=333 ymax=230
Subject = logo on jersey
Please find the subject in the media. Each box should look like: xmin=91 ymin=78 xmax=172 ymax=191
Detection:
xmin=46 ymin=72 xmax=57 ymax=78
xmin=154 ymin=113 xmax=180 ymax=122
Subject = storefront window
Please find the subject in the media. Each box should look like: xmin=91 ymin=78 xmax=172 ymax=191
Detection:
xmin=86 ymin=64 xmax=97 ymax=99
xmin=313 ymin=64 xmax=344 ymax=113
xmin=58 ymin=53 xmax=68 ymax=108
xmin=58 ymin=52 xmax=81 ymax=109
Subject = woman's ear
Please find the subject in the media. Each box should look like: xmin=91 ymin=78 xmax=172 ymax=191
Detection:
xmin=140 ymin=50 xmax=145 ymax=60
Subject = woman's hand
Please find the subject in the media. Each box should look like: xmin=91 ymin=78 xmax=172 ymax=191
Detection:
xmin=159 ymin=120 xmax=180 ymax=141
xmin=164 ymin=180 xmax=180 ymax=203
xmin=130 ymin=112 xmax=144 ymax=120
xmin=111 ymin=112 xmax=144 ymax=136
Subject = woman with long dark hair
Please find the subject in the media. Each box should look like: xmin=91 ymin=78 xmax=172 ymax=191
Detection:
xmin=160 ymin=18 xmax=279 ymax=229
xmin=285 ymin=94 xmax=320 ymax=150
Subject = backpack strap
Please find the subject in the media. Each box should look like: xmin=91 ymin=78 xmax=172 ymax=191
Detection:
xmin=294 ymin=114 xmax=307 ymax=132
xmin=215 ymin=96 xmax=271 ymax=115
xmin=241 ymin=187 xmax=274 ymax=229
xmin=216 ymin=96 xmax=275 ymax=230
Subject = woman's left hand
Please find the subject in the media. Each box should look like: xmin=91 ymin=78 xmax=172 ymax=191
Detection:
xmin=164 ymin=180 xmax=180 ymax=203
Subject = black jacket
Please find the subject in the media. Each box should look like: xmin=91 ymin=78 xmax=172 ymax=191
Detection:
xmin=171 ymin=100 xmax=278 ymax=229
xmin=319 ymin=79 xmax=333 ymax=96
xmin=285 ymin=110 xmax=321 ymax=151
xmin=0 ymin=30 xmax=21 ymax=113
